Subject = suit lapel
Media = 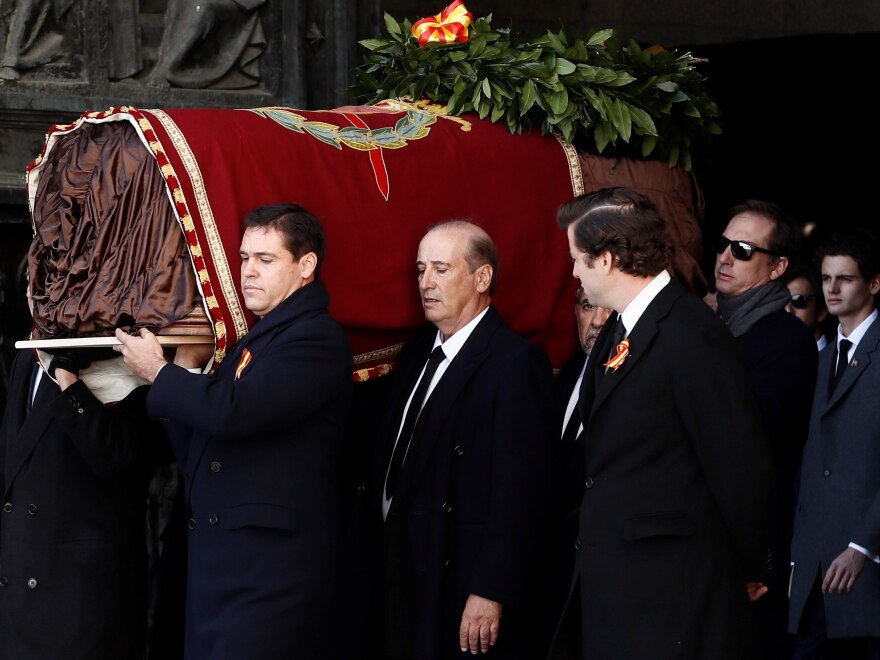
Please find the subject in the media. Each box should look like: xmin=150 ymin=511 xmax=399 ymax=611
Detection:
xmin=588 ymin=279 xmax=682 ymax=416
xmin=389 ymin=308 xmax=500 ymax=514
xmin=4 ymin=360 xmax=58 ymax=495
xmin=823 ymin=317 xmax=880 ymax=415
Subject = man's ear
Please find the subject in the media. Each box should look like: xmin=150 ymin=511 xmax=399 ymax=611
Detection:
xmin=299 ymin=252 xmax=318 ymax=280
xmin=868 ymin=274 xmax=880 ymax=297
xmin=598 ymin=250 xmax=616 ymax=274
xmin=475 ymin=264 xmax=493 ymax=294
xmin=769 ymin=255 xmax=789 ymax=281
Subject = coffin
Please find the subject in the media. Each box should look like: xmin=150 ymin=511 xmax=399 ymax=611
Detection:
xmin=23 ymin=101 xmax=705 ymax=380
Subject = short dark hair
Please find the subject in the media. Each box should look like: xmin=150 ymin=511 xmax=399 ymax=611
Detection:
xmin=243 ymin=203 xmax=326 ymax=278
xmin=725 ymin=199 xmax=800 ymax=263
xmin=430 ymin=219 xmax=499 ymax=295
xmin=817 ymin=228 xmax=880 ymax=281
xmin=557 ymin=187 xmax=673 ymax=277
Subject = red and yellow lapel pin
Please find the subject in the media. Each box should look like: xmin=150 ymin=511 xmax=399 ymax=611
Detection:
xmin=235 ymin=348 xmax=252 ymax=380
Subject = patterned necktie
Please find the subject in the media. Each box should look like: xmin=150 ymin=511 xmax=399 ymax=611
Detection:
xmin=832 ymin=339 xmax=853 ymax=393
xmin=386 ymin=345 xmax=446 ymax=498
xmin=604 ymin=315 xmax=626 ymax=373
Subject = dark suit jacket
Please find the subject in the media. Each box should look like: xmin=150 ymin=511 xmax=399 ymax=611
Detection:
xmin=148 ymin=281 xmax=353 ymax=660
xmin=0 ymin=350 xmax=153 ymax=660
xmin=790 ymin=315 xmax=880 ymax=638
xmin=523 ymin=350 xmax=587 ymax=658
xmin=380 ymin=306 xmax=554 ymax=660
xmin=574 ymin=278 xmax=775 ymax=659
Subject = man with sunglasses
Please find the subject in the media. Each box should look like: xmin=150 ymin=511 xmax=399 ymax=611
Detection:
xmin=714 ymin=199 xmax=818 ymax=659
xmin=786 ymin=270 xmax=832 ymax=350
xmin=789 ymin=229 xmax=880 ymax=660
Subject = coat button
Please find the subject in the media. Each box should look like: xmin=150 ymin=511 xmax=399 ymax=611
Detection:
xmin=574 ymin=539 xmax=583 ymax=551
xmin=77 ymin=408 xmax=84 ymax=414
xmin=356 ymin=485 xmax=366 ymax=494
xmin=454 ymin=445 xmax=464 ymax=455
xmin=441 ymin=502 xmax=452 ymax=513
xmin=210 ymin=461 xmax=221 ymax=473
xmin=27 ymin=578 xmax=37 ymax=589
xmin=584 ymin=477 xmax=594 ymax=489
xmin=27 ymin=504 xmax=38 ymax=516
xmin=208 ymin=514 xmax=219 ymax=525
xmin=823 ymin=469 xmax=831 ymax=477
xmin=0 ymin=577 xmax=7 ymax=588
xmin=187 ymin=518 xmax=197 ymax=530
xmin=2 ymin=502 xmax=11 ymax=513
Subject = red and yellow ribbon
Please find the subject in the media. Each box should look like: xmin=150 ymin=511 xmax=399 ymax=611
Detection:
xmin=603 ymin=338 xmax=630 ymax=372
xmin=235 ymin=348 xmax=252 ymax=380
xmin=412 ymin=0 xmax=474 ymax=47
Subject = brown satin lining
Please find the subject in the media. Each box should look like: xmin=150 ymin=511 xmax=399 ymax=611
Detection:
xmin=28 ymin=121 xmax=199 ymax=339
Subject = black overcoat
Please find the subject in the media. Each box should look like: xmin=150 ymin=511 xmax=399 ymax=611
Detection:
xmin=148 ymin=280 xmax=352 ymax=660
xmin=573 ymin=278 xmax=775 ymax=659
xmin=0 ymin=350 xmax=152 ymax=660
xmin=380 ymin=306 xmax=554 ymax=660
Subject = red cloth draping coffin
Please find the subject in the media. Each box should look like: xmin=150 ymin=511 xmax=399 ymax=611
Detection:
xmin=27 ymin=103 xmax=582 ymax=378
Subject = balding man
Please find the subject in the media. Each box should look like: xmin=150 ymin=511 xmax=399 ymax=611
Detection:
xmin=379 ymin=220 xmax=553 ymax=660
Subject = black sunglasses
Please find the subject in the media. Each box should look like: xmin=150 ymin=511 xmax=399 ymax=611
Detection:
xmin=789 ymin=293 xmax=814 ymax=309
xmin=715 ymin=235 xmax=782 ymax=261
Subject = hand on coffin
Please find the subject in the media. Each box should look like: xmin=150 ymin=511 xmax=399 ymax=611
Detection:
xmin=46 ymin=347 xmax=118 ymax=378
xmin=174 ymin=343 xmax=214 ymax=370
xmin=114 ymin=328 xmax=167 ymax=383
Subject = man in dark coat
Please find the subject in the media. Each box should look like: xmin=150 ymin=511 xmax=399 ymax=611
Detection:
xmin=558 ymin=187 xmax=775 ymax=659
xmin=525 ymin=285 xmax=611 ymax=659
xmin=379 ymin=220 xmax=553 ymax=660
xmin=789 ymin=229 xmax=880 ymax=659
xmin=713 ymin=199 xmax=818 ymax=659
xmin=0 ymin=349 xmax=154 ymax=659
xmin=116 ymin=203 xmax=353 ymax=660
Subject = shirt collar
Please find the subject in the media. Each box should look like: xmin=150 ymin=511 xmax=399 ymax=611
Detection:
xmin=837 ymin=308 xmax=878 ymax=354
xmin=620 ymin=270 xmax=671 ymax=334
xmin=432 ymin=306 xmax=490 ymax=362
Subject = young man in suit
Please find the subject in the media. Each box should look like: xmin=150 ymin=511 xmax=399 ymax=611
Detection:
xmin=116 ymin=203 xmax=353 ymax=660
xmin=380 ymin=220 xmax=553 ymax=660
xmin=789 ymin=229 xmax=880 ymax=659
xmin=557 ymin=187 xmax=775 ymax=659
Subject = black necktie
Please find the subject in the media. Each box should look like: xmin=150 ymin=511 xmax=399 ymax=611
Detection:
xmin=386 ymin=345 xmax=446 ymax=498
xmin=27 ymin=363 xmax=40 ymax=414
xmin=561 ymin=360 xmax=587 ymax=445
xmin=561 ymin=405 xmax=581 ymax=445
xmin=832 ymin=339 xmax=853 ymax=392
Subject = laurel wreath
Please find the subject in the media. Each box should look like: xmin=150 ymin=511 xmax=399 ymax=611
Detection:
xmin=351 ymin=13 xmax=721 ymax=170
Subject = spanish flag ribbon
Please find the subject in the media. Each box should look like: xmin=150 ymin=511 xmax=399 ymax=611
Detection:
xmin=235 ymin=348 xmax=252 ymax=380
xmin=412 ymin=0 xmax=474 ymax=47
xmin=602 ymin=338 xmax=630 ymax=372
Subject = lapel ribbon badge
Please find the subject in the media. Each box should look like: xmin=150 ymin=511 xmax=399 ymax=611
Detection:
xmin=603 ymin=338 xmax=631 ymax=372
xmin=235 ymin=348 xmax=252 ymax=380
xmin=412 ymin=0 xmax=474 ymax=47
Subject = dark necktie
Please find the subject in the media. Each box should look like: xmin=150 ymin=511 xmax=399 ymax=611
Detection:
xmin=561 ymin=360 xmax=587 ymax=445
xmin=561 ymin=405 xmax=581 ymax=445
xmin=832 ymin=339 xmax=853 ymax=393
xmin=27 ymin=363 xmax=40 ymax=414
xmin=386 ymin=345 xmax=446 ymax=498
